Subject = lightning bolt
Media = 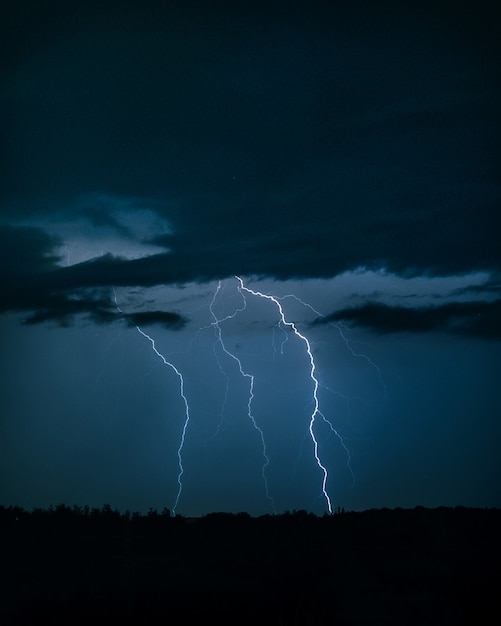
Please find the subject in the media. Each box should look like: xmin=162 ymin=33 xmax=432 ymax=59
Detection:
xmin=280 ymin=293 xmax=387 ymax=402
xmin=111 ymin=278 xmax=377 ymax=516
xmin=235 ymin=276 xmax=334 ymax=514
xmin=209 ymin=280 xmax=276 ymax=513
xmin=272 ymin=320 xmax=289 ymax=358
xmin=134 ymin=328 xmax=190 ymax=516
xmin=264 ymin=290 xmax=388 ymax=491
xmin=113 ymin=289 xmax=190 ymax=516
xmin=334 ymin=321 xmax=388 ymax=405
xmin=204 ymin=280 xmax=245 ymax=441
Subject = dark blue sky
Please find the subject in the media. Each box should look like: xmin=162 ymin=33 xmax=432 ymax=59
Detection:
xmin=1 ymin=0 xmax=500 ymax=515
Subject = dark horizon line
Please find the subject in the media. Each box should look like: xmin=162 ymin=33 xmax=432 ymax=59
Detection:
xmin=2 ymin=502 xmax=499 ymax=520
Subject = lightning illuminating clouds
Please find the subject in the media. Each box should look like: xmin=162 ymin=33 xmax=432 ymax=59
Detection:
xmin=1 ymin=0 xmax=500 ymax=515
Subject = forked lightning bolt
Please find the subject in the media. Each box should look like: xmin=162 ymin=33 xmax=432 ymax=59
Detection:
xmin=280 ymin=293 xmax=387 ymax=402
xmin=134 ymin=328 xmax=190 ymax=516
xmin=112 ymin=279 xmax=366 ymax=515
xmin=271 ymin=291 xmax=388 ymax=490
xmin=114 ymin=289 xmax=189 ymax=516
xmin=235 ymin=276 xmax=334 ymax=514
xmin=209 ymin=281 xmax=275 ymax=512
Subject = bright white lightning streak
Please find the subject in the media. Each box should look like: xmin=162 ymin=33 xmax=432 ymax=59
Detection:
xmin=280 ymin=294 xmax=387 ymax=402
xmin=134 ymin=328 xmax=190 ymax=516
xmin=235 ymin=276 xmax=333 ymax=514
xmin=209 ymin=281 xmax=275 ymax=512
xmin=113 ymin=290 xmax=189 ymax=516
xmin=334 ymin=322 xmax=388 ymax=405
xmin=269 ymin=292 xmax=388 ymax=488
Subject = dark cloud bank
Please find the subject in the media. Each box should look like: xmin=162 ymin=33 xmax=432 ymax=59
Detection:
xmin=320 ymin=299 xmax=501 ymax=339
xmin=1 ymin=0 xmax=500 ymax=328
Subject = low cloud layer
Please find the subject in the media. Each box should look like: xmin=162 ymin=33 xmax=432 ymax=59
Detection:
xmin=322 ymin=299 xmax=501 ymax=339
xmin=1 ymin=1 xmax=499 ymax=327
xmin=0 ymin=225 xmax=186 ymax=328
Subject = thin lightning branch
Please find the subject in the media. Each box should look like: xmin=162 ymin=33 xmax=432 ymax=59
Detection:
xmin=196 ymin=280 xmax=247 ymax=441
xmin=235 ymin=276 xmax=333 ymax=514
xmin=317 ymin=410 xmax=355 ymax=487
xmin=113 ymin=289 xmax=190 ymax=516
xmin=319 ymin=382 xmax=363 ymax=434
xmin=204 ymin=344 xmax=230 ymax=443
xmin=334 ymin=322 xmax=388 ymax=405
xmin=110 ymin=280 xmax=375 ymax=515
xmin=280 ymin=294 xmax=387 ymax=401
xmin=204 ymin=282 xmax=236 ymax=441
xmin=267 ymin=291 xmax=388 ymax=490
xmin=134 ymin=327 xmax=190 ymax=516
xmin=209 ymin=281 xmax=276 ymax=513
xmin=272 ymin=321 xmax=289 ymax=358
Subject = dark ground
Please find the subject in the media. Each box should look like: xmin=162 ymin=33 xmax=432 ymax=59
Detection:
xmin=1 ymin=505 xmax=499 ymax=625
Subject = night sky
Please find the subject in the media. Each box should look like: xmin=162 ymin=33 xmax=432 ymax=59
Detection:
xmin=1 ymin=0 xmax=500 ymax=516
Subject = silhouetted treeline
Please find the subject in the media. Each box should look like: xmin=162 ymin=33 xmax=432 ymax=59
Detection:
xmin=2 ymin=502 xmax=499 ymax=536
xmin=0 ymin=503 xmax=177 ymax=536
xmin=1 ymin=505 xmax=499 ymax=625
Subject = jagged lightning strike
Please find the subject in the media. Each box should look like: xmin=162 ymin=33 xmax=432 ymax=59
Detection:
xmin=209 ymin=281 xmax=275 ymax=512
xmin=134 ymin=328 xmax=190 ymax=516
xmin=279 ymin=293 xmax=387 ymax=402
xmin=112 ymin=278 xmax=368 ymax=516
xmin=235 ymin=276 xmax=334 ymax=514
xmin=113 ymin=290 xmax=190 ymax=516
xmin=269 ymin=291 xmax=389 ymax=488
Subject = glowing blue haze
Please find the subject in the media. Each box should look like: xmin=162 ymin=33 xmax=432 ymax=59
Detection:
xmin=209 ymin=280 xmax=275 ymax=512
xmin=115 ymin=278 xmax=364 ymax=515
xmin=235 ymin=276 xmax=334 ymax=513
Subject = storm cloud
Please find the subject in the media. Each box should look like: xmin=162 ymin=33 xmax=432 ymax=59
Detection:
xmin=1 ymin=0 xmax=500 ymax=308
xmin=0 ymin=225 xmax=187 ymax=327
xmin=1 ymin=0 xmax=500 ymax=518
xmin=321 ymin=298 xmax=501 ymax=339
